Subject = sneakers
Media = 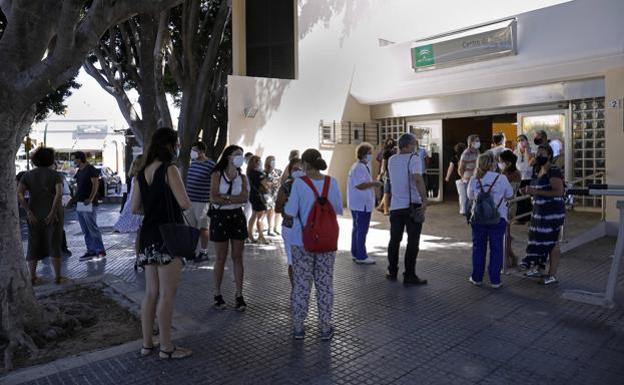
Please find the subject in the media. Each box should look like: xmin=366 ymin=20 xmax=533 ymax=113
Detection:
xmin=213 ymin=295 xmax=227 ymax=310
xmin=235 ymin=296 xmax=247 ymax=312
xmin=385 ymin=272 xmax=398 ymax=281
xmin=403 ymin=275 xmax=428 ymax=286
xmin=320 ymin=326 xmax=334 ymax=341
xmin=491 ymin=282 xmax=503 ymax=289
xmin=196 ymin=250 xmax=209 ymax=261
xmin=293 ymin=325 xmax=305 ymax=340
xmin=96 ymin=251 xmax=106 ymax=259
xmin=355 ymin=257 xmax=376 ymax=265
xmin=79 ymin=252 xmax=96 ymax=261
xmin=540 ymin=275 xmax=558 ymax=285
xmin=524 ymin=266 xmax=542 ymax=278
xmin=468 ymin=277 xmax=483 ymax=286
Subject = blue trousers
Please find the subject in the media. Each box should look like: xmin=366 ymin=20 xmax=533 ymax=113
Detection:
xmin=471 ymin=218 xmax=506 ymax=285
xmin=350 ymin=210 xmax=372 ymax=261
xmin=77 ymin=209 xmax=105 ymax=254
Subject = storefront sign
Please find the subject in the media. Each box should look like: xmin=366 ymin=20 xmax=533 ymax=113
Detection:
xmin=411 ymin=19 xmax=517 ymax=71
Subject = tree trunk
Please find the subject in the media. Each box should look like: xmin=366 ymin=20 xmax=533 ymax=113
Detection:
xmin=0 ymin=107 xmax=43 ymax=371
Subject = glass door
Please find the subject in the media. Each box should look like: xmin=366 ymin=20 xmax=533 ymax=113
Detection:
xmin=406 ymin=119 xmax=443 ymax=202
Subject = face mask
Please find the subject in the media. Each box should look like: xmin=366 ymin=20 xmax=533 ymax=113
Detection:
xmin=519 ymin=141 xmax=527 ymax=149
xmin=472 ymin=142 xmax=481 ymax=150
xmin=190 ymin=150 xmax=198 ymax=160
xmin=232 ymin=155 xmax=244 ymax=168
xmin=256 ymin=166 xmax=263 ymax=172
xmin=365 ymin=154 xmax=372 ymax=163
xmin=535 ymin=156 xmax=549 ymax=166
xmin=534 ymin=137 xmax=543 ymax=146
xmin=291 ymin=170 xmax=305 ymax=178
xmin=498 ymin=162 xmax=506 ymax=171
xmin=269 ymin=160 xmax=275 ymax=168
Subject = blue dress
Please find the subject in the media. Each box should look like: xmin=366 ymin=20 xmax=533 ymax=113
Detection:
xmin=522 ymin=166 xmax=566 ymax=268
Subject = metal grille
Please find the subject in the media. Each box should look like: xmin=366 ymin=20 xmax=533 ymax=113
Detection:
xmin=571 ymin=98 xmax=606 ymax=208
xmin=319 ymin=120 xmax=380 ymax=146
xmin=379 ymin=118 xmax=406 ymax=143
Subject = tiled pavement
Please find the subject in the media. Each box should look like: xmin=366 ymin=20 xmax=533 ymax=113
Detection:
xmin=4 ymin=203 xmax=624 ymax=384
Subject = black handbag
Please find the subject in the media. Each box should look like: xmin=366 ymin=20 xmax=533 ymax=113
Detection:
xmin=158 ymin=166 xmax=200 ymax=259
xmin=407 ymin=154 xmax=425 ymax=224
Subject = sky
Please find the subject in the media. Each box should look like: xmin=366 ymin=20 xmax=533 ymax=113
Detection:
xmin=50 ymin=0 xmax=571 ymax=129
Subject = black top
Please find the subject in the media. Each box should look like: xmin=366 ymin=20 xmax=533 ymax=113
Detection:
xmin=382 ymin=148 xmax=396 ymax=173
xmin=20 ymin=168 xmax=62 ymax=220
xmin=138 ymin=163 xmax=183 ymax=250
xmin=74 ymin=164 xmax=99 ymax=202
xmin=451 ymin=155 xmax=460 ymax=168
xmin=248 ymin=169 xmax=267 ymax=200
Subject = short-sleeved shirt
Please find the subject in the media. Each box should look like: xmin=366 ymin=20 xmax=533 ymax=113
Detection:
xmin=284 ymin=176 xmax=343 ymax=247
xmin=460 ymin=149 xmax=479 ymax=180
xmin=467 ymin=171 xmax=514 ymax=220
xmin=214 ymin=171 xmax=246 ymax=210
xmin=74 ymin=164 xmax=100 ymax=202
xmin=20 ymin=168 xmax=62 ymax=220
xmin=347 ymin=161 xmax=375 ymax=212
xmin=388 ymin=153 xmax=424 ymax=210
xmin=515 ymin=150 xmax=534 ymax=180
xmin=489 ymin=145 xmax=507 ymax=161
xmin=186 ymin=159 xmax=216 ymax=203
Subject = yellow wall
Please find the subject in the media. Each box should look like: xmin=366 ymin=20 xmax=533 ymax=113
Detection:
xmin=605 ymin=67 xmax=624 ymax=223
xmin=492 ymin=122 xmax=518 ymax=149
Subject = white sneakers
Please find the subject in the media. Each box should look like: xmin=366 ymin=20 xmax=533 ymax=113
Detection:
xmin=354 ymin=257 xmax=376 ymax=265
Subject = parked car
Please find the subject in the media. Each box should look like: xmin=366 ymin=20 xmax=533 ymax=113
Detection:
xmin=95 ymin=166 xmax=122 ymax=198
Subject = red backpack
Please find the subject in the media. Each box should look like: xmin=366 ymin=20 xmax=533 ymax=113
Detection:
xmin=300 ymin=176 xmax=339 ymax=253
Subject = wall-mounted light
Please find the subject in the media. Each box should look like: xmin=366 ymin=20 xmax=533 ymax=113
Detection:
xmin=244 ymin=106 xmax=258 ymax=119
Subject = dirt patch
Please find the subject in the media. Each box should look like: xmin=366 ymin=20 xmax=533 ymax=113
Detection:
xmin=7 ymin=286 xmax=141 ymax=371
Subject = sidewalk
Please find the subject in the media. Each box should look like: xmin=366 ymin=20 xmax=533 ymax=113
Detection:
xmin=5 ymin=203 xmax=624 ymax=385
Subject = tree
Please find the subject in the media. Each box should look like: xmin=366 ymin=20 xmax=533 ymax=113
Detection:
xmin=0 ymin=0 xmax=183 ymax=371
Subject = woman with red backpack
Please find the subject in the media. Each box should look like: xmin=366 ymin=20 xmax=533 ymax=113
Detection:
xmin=284 ymin=149 xmax=343 ymax=341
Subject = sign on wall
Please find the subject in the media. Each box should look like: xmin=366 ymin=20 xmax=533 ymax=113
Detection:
xmin=411 ymin=19 xmax=517 ymax=71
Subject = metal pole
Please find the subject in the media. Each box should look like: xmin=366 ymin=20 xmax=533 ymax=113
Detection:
xmin=348 ymin=122 xmax=352 ymax=145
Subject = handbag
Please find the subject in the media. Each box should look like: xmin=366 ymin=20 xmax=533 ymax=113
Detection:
xmin=407 ymin=154 xmax=425 ymax=223
xmin=158 ymin=165 xmax=200 ymax=259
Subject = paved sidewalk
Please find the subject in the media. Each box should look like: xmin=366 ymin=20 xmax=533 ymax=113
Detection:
xmin=5 ymin=203 xmax=624 ymax=384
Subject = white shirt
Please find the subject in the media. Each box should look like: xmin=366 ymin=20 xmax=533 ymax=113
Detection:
xmin=216 ymin=172 xmax=245 ymax=209
xmin=388 ymin=153 xmax=423 ymax=210
xmin=489 ymin=145 xmax=507 ymax=160
xmin=467 ymin=171 xmax=514 ymax=220
xmin=515 ymin=149 xmax=534 ymax=180
xmin=284 ymin=176 xmax=343 ymax=247
xmin=347 ymin=161 xmax=375 ymax=212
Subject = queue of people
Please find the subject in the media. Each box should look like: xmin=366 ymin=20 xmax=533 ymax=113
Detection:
xmin=17 ymin=125 xmax=567 ymax=357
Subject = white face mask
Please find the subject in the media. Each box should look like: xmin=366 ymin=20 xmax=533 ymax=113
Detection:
xmin=291 ymin=170 xmax=305 ymax=178
xmin=498 ymin=162 xmax=506 ymax=171
xmin=190 ymin=150 xmax=199 ymax=160
xmin=472 ymin=141 xmax=481 ymax=150
xmin=365 ymin=154 xmax=372 ymax=163
xmin=232 ymin=155 xmax=244 ymax=168
xmin=269 ymin=160 xmax=275 ymax=168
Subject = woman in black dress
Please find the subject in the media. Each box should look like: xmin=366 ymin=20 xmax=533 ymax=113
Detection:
xmin=247 ymin=155 xmax=269 ymax=243
xmin=132 ymin=127 xmax=192 ymax=360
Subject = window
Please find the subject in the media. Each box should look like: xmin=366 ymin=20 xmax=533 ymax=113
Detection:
xmin=246 ymin=0 xmax=295 ymax=79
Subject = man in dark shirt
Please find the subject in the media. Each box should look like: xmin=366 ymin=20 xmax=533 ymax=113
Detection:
xmin=67 ymin=151 xmax=105 ymax=260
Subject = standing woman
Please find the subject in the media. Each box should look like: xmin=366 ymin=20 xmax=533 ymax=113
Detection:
xmin=275 ymin=157 xmax=303 ymax=285
xmin=280 ymin=149 xmax=300 ymax=184
xmin=264 ymin=155 xmax=282 ymax=236
xmin=515 ymin=134 xmax=534 ymax=223
xmin=247 ymin=155 xmax=269 ymax=244
xmin=348 ymin=143 xmax=383 ymax=264
xmin=498 ymin=150 xmax=522 ymax=267
xmin=209 ymin=145 xmax=249 ymax=310
xmin=446 ymin=143 xmax=467 ymax=214
xmin=520 ymin=144 xmax=565 ymax=285
xmin=467 ymin=152 xmax=513 ymax=288
xmin=376 ymin=138 xmax=397 ymax=215
xmin=285 ymin=149 xmax=343 ymax=340
xmin=459 ymin=135 xmax=481 ymax=216
xmin=114 ymin=155 xmax=144 ymax=233
xmin=132 ymin=127 xmax=192 ymax=359
xmin=17 ymin=147 xmax=65 ymax=285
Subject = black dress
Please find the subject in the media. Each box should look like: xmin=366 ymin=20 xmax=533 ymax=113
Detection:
xmin=248 ymin=169 xmax=268 ymax=212
xmin=137 ymin=163 xmax=183 ymax=266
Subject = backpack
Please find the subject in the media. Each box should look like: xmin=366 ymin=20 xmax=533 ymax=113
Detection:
xmin=300 ymin=176 xmax=339 ymax=253
xmin=470 ymin=174 xmax=504 ymax=225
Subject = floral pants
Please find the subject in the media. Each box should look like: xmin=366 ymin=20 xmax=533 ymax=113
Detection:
xmin=291 ymin=246 xmax=335 ymax=331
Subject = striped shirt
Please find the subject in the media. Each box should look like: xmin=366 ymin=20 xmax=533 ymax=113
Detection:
xmin=186 ymin=159 xmax=216 ymax=203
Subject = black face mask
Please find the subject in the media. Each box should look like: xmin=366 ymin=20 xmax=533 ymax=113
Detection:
xmin=535 ymin=156 xmax=549 ymax=166
xmin=534 ymin=137 xmax=543 ymax=146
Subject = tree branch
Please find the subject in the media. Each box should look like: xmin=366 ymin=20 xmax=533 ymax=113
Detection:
xmin=82 ymin=59 xmax=115 ymax=95
xmin=181 ymin=0 xmax=200 ymax=82
xmin=154 ymin=10 xmax=173 ymax=128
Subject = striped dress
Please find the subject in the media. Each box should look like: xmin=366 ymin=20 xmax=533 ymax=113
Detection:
xmin=522 ymin=166 xmax=565 ymax=268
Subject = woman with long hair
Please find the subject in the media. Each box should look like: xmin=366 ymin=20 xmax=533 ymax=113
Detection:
xmin=376 ymin=138 xmax=396 ymax=215
xmin=467 ymin=152 xmax=513 ymax=288
xmin=132 ymin=127 xmax=192 ymax=359
xmin=264 ymin=155 xmax=282 ymax=236
xmin=284 ymin=149 xmax=343 ymax=340
xmin=498 ymin=150 xmax=522 ymax=267
xmin=209 ymin=145 xmax=249 ymax=310
xmin=247 ymin=155 xmax=269 ymax=243
xmin=520 ymin=144 xmax=565 ymax=285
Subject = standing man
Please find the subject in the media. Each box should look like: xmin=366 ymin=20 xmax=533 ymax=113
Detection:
xmin=186 ymin=141 xmax=216 ymax=260
xmin=387 ymin=133 xmax=428 ymax=286
xmin=68 ymin=151 xmax=105 ymax=260
xmin=489 ymin=132 xmax=507 ymax=161
xmin=458 ymin=135 xmax=481 ymax=215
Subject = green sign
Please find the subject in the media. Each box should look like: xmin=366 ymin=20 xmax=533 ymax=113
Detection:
xmin=413 ymin=44 xmax=435 ymax=67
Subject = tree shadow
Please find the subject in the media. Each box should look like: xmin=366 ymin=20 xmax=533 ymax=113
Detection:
xmin=299 ymin=0 xmax=374 ymax=45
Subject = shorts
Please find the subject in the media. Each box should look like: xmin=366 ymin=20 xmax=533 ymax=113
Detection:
xmin=210 ymin=208 xmax=248 ymax=242
xmin=185 ymin=201 xmax=210 ymax=229
xmin=137 ymin=243 xmax=183 ymax=267
xmin=384 ymin=177 xmax=392 ymax=194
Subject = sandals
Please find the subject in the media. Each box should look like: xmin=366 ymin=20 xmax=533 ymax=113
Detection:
xmin=159 ymin=346 xmax=192 ymax=359
xmin=139 ymin=336 xmax=161 ymax=356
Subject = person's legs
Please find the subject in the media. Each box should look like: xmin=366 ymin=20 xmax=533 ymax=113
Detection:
xmin=247 ymin=211 xmax=258 ymax=241
xmin=257 ymin=211 xmax=267 ymax=242
xmin=213 ymin=241 xmax=228 ymax=295
xmin=51 ymin=257 xmax=63 ymax=281
xmin=387 ymin=210 xmax=405 ymax=277
xmin=156 ymin=258 xmax=184 ymax=353
xmin=313 ymin=252 xmax=335 ymax=333
xmin=266 ymin=208 xmax=275 ymax=235
xmin=230 ymin=240 xmax=245 ymax=297
xmin=471 ymin=224 xmax=488 ymax=283
xmin=76 ymin=212 xmax=94 ymax=253
xmin=141 ymin=265 xmax=159 ymax=349
xmin=28 ymin=259 xmax=38 ymax=283
xmin=291 ymin=246 xmax=314 ymax=329
xmin=350 ymin=210 xmax=359 ymax=260
xmin=404 ymin=215 xmax=423 ymax=277
xmin=456 ymin=180 xmax=467 ymax=214
xmin=548 ymin=246 xmax=561 ymax=277
xmin=82 ymin=211 xmax=105 ymax=253
xmin=487 ymin=219 xmax=507 ymax=285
